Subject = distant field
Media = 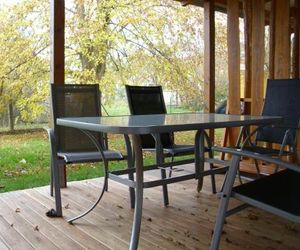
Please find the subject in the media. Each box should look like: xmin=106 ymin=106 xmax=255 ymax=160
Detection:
xmin=104 ymin=100 xmax=194 ymax=116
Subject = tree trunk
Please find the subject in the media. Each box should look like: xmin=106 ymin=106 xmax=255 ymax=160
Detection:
xmin=8 ymin=102 xmax=14 ymax=131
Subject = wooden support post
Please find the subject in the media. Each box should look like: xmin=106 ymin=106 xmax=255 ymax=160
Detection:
xmin=227 ymin=0 xmax=240 ymax=146
xmin=50 ymin=0 xmax=66 ymax=187
xmin=293 ymin=1 xmax=300 ymax=161
xmin=204 ymin=0 xmax=215 ymax=142
xmin=299 ymin=7 xmax=300 ymax=76
xmin=251 ymin=0 xmax=265 ymax=116
xmin=273 ymin=0 xmax=290 ymax=78
xmin=243 ymin=0 xmax=252 ymax=115
xmin=269 ymin=0 xmax=275 ymax=79
xmin=50 ymin=0 xmax=65 ymax=84
xmin=292 ymin=0 xmax=300 ymax=78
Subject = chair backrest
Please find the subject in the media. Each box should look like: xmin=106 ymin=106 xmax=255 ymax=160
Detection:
xmin=51 ymin=84 xmax=105 ymax=152
xmin=256 ymin=79 xmax=300 ymax=146
xmin=125 ymin=85 xmax=173 ymax=148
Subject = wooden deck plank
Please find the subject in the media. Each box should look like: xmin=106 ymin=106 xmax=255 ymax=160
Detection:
xmin=0 ymin=169 xmax=300 ymax=249
xmin=61 ymin=182 xmax=207 ymax=250
xmin=38 ymin=183 xmax=188 ymax=250
xmin=0 ymin=191 xmax=86 ymax=250
xmin=0 ymin=215 xmax=34 ymax=250
xmin=0 ymin=236 xmax=9 ymax=250
xmin=23 ymin=189 xmax=112 ymax=250
xmin=82 ymin=179 xmax=214 ymax=248
xmin=0 ymin=196 xmax=59 ymax=250
xmin=35 ymin=186 xmax=154 ymax=250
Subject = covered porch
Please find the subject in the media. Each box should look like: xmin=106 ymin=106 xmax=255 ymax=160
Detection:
xmin=1 ymin=0 xmax=300 ymax=249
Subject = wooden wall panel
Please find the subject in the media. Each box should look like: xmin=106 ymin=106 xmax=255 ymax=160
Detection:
xmin=273 ymin=0 xmax=290 ymax=78
xmin=227 ymin=0 xmax=240 ymax=145
xmin=204 ymin=0 xmax=215 ymax=140
xmin=50 ymin=0 xmax=65 ymax=84
xmin=251 ymin=0 xmax=265 ymax=115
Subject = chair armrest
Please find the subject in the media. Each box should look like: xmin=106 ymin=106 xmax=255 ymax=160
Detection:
xmin=45 ymin=127 xmax=58 ymax=158
xmin=213 ymin=146 xmax=300 ymax=173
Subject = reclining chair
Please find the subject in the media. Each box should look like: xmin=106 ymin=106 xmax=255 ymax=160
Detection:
xmin=211 ymin=146 xmax=300 ymax=250
xmin=236 ymin=78 xmax=300 ymax=177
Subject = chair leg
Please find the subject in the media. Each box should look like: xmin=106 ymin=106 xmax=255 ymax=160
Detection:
xmin=168 ymin=156 xmax=174 ymax=178
xmin=50 ymin=164 xmax=54 ymax=197
xmin=105 ymin=167 xmax=108 ymax=192
xmin=254 ymin=159 xmax=261 ymax=178
xmin=128 ymin=154 xmax=136 ymax=209
xmin=47 ymin=159 xmax=62 ymax=217
xmin=237 ymin=168 xmax=243 ymax=184
xmin=208 ymin=150 xmax=217 ymax=194
xmin=211 ymin=155 xmax=240 ymax=250
xmin=161 ymin=169 xmax=169 ymax=206
xmin=153 ymin=133 xmax=169 ymax=206
xmin=210 ymin=164 xmax=217 ymax=194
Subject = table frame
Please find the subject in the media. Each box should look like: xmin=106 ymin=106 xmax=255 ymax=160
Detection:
xmin=53 ymin=113 xmax=281 ymax=250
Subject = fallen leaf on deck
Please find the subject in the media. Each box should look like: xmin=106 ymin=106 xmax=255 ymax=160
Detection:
xmin=247 ymin=213 xmax=259 ymax=220
xmin=225 ymin=237 xmax=232 ymax=243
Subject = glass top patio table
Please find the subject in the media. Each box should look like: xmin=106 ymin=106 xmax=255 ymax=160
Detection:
xmin=56 ymin=112 xmax=282 ymax=250
xmin=57 ymin=112 xmax=281 ymax=134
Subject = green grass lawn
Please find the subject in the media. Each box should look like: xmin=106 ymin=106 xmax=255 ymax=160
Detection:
xmin=104 ymin=102 xmax=193 ymax=116
xmin=0 ymin=128 xmax=224 ymax=193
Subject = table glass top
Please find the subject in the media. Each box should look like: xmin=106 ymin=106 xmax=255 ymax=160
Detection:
xmin=57 ymin=112 xmax=282 ymax=135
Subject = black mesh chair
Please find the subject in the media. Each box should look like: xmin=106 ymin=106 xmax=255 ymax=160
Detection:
xmin=211 ymin=147 xmax=300 ymax=250
xmin=48 ymin=84 xmax=130 ymax=217
xmin=125 ymin=85 xmax=217 ymax=206
xmin=237 ymin=79 xmax=300 ymax=176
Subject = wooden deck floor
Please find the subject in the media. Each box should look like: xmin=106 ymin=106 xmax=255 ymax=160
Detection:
xmin=0 ymin=170 xmax=300 ymax=250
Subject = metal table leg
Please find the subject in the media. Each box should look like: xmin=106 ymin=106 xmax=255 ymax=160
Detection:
xmin=195 ymin=130 xmax=205 ymax=192
xmin=153 ymin=133 xmax=169 ymax=206
xmin=210 ymin=155 xmax=241 ymax=250
xmin=53 ymin=155 xmax=63 ymax=216
xmin=129 ymin=135 xmax=144 ymax=250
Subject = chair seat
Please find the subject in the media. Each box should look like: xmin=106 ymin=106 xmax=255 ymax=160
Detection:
xmin=58 ymin=150 xmax=124 ymax=163
xmin=143 ymin=144 xmax=210 ymax=157
xmin=241 ymin=145 xmax=291 ymax=156
xmin=232 ymin=169 xmax=300 ymax=220
xmin=165 ymin=144 xmax=209 ymax=156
